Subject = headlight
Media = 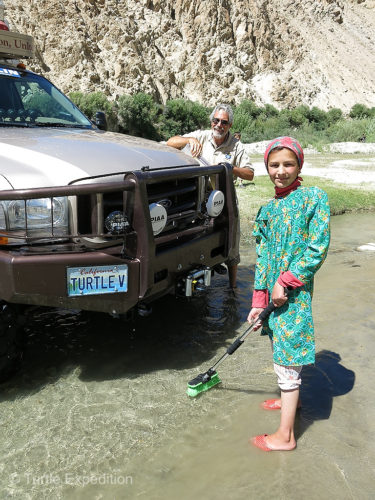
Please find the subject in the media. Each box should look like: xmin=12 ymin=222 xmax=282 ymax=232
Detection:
xmin=0 ymin=197 xmax=69 ymax=243
xmin=8 ymin=197 xmax=68 ymax=229
xmin=0 ymin=204 xmax=6 ymax=230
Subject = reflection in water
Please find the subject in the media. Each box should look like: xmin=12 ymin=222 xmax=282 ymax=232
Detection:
xmin=19 ymin=271 xmax=244 ymax=388
xmin=0 ymin=212 xmax=374 ymax=499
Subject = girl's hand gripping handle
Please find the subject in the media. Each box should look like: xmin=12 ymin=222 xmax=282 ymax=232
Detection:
xmin=257 ymin=301 xmax=276 ymax=322
xmin=249 ymin=288 xmax=290 ymax=330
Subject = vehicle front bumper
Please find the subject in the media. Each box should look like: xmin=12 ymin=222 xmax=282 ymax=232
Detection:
xmin=0 ymin=162 xmax=238 ymax=313
xmin=0 ymin=230 xmax=228 ymax=314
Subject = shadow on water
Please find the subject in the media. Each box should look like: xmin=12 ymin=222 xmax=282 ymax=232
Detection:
xmin=0 ymin=266 xmax=254 ymax=399
xmin=296 ymin=349 xmax=355 ymax=438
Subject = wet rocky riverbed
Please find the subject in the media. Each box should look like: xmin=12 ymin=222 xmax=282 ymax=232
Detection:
xmin=1 ymin=212 xmax=375 ymax=499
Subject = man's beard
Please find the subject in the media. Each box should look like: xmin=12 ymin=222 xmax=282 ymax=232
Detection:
xmin=212 ymin=128 xmax=226 ymax=139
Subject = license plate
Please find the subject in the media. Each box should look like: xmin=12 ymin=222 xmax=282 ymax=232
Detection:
xmin=67 ymin=265 xmax=128 ymax=297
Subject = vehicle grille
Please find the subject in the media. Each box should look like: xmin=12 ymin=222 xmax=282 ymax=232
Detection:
xmin=76 ymin=176 xmax=205 ymax=240
xmin=147 ymin=177 xmax=202 ymax=235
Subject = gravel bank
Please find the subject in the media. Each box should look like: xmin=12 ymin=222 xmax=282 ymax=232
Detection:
xmin=244 ymin=142 xmax=375 ymax=187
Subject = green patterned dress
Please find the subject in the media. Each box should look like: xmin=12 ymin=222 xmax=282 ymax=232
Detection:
xmin=253 ymin=186 xmax=330 ymax=366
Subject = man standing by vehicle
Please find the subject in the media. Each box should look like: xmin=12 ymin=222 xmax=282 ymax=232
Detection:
xmin=167 ymin=104 xmax=254 ymax=289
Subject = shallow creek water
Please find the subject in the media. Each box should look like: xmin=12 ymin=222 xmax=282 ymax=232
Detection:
xmin=1 ymin=212 xmax=375 ymax=499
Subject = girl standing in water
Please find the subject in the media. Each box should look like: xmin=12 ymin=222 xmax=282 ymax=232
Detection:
xmin=248 ymin=137 xmax=330 ymax=451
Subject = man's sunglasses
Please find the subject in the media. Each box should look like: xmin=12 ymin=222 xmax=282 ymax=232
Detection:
xmin=212 ymin=118 xmax=229 ymax=126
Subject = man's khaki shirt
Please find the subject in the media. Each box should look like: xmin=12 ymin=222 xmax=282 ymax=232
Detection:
xmin=183 ymin=129 xmax=253 ymax=173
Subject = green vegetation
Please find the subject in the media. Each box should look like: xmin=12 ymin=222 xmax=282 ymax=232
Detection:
xmin=232 ymin=101 xmax=375 ymax=146
xmin=69 ymin=91 xmax=117 ymax=130
xmin=68 ymin=91 xmax=375 ymax=147
xmin=236 ymin=176 xmax=375 ymax=244
xmin=117 ymin=93 xmax=161 ymax=139
xmin=160 ymin=99 xmax=209 ymax=138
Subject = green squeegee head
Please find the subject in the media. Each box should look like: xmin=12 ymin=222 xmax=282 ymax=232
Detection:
xmin=186 ymin=369 xmax=221 ymax=397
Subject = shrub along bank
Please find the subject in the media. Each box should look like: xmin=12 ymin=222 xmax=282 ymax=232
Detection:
xmin=69 ymin=91 xmax=375 ymax=147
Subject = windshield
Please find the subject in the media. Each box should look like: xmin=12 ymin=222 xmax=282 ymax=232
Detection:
xmin=0 ymin=67 xmax=93 ymax=128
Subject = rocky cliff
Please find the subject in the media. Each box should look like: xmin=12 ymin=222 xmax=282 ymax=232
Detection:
xmin=6 ymin=0 xmax=375 ymax=111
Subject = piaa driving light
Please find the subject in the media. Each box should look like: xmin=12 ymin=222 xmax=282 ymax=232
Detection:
xmin=149 ymin=202 xmax=167 ymax=235
xmin=206 ymin=190 xmax=225 ymax=217
xmin=105 ymin=211 xmax=129 ymax=234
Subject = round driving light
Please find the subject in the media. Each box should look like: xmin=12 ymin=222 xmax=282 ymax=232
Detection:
xmin=206 ymin=190 xmax=225 ymax=217
xmin=149 ymin=203 xmax=167 ymax=235
xmin=105 ymin=211 xmax=129 ymax=234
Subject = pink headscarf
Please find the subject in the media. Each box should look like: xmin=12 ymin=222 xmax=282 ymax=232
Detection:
xmin=264 ymin=136 xmax=304 ymax=169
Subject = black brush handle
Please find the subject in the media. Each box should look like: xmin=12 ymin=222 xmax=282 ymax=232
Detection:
xmin=258 ymin=301 xmax=276 ymax=321
xmin=257 ymin=287 xmax=291 ymax=321
xmin=227 ymin=338 xmax=244 ymax=355
xmin=226 ymin=302 xmax=276 ymax=355
xmin=220 ymin=289 xmax=290 ymax=359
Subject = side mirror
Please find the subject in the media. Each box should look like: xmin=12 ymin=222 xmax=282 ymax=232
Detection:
xmin=95 ymin=111 xmax=107 ymax=131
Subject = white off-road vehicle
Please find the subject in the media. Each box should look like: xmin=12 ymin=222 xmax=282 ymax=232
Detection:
xmin=0 ymin=18 xmax=238 ymax=381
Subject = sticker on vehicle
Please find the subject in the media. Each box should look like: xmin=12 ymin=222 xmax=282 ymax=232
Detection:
xmin=0 ymin=68 xmax=21 ymax=77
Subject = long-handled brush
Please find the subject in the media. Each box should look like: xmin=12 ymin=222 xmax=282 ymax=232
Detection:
xmin=187 ymin=301 xmax=277 ymax=397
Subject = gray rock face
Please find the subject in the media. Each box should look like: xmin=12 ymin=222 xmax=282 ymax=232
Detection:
xmin=6 ymin=0 xmax=375 ymax=110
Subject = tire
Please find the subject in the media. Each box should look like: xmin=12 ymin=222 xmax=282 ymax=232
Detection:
xmin=0 ymin=303 xmax=25 ymax=383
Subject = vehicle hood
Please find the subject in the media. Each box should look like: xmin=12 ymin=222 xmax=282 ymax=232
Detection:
xmin=0 ymin=128 xmax=199 ymax=189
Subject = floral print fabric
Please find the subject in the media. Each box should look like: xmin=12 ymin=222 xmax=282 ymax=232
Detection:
xmin=253 ymin=186 xmax=330 ymax=366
